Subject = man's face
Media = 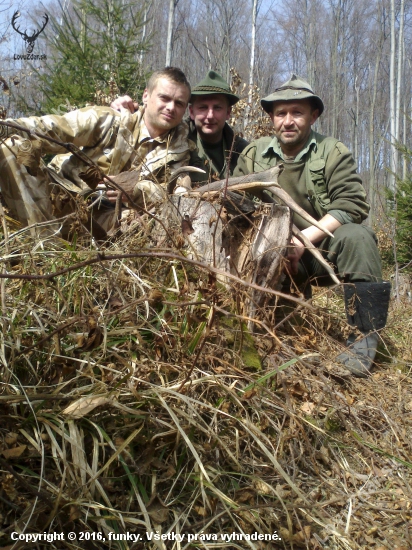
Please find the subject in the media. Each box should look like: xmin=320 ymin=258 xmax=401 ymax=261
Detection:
xmin=142 ymin=77 xmax=190 ymax=138
xmin=270 ymin=99 xmax=319 ymax=156
xmin=189 ymin=95 xmax=231 ymax=143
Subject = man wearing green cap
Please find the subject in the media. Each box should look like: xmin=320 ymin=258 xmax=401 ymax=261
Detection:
xmin=234 ymin=74 xmax=391 ymax=378
xmin=111 ymin=70 xmax=248 ymax=180
xmin=188 ymin=70 xmax=248 ymax=180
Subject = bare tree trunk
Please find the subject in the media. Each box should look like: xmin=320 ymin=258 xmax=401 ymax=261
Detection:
xmin=166 ymin=0 xmax=177 ymax=66
xmin=395 ymin=0 xmax=405 ymax=144
xmin=368 ymin=55 xmax=381 ymax=225
xmin=353 ymin=75 xmax=359 ymax=166
xmin=331 ymin=0 xmax=342 ymax=139
xmin=389 ymin=0 xmax=397 ymax=192
xmin=140 ymin=1 xmax=152 ymax=65
xmin=245 ymin=0 xmax=258 ymax=129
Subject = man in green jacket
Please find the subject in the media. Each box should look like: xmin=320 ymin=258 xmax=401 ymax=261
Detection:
xmin=234 ymin=74 xmax=391 ymax=377
xmin=188 ymin=70 xmax=248 ymax=180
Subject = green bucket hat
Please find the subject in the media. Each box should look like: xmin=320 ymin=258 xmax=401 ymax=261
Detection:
xmin=191 ymin=70 xmax=239 ymax=106
xmin=261 ymin=74 xmax=324 ymax=115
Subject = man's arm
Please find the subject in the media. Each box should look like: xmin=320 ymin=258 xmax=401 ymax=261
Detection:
xmin=110 ymin=95 xmax=139 ymax=113
xmin=9 ymin=106 xmax=121 ymax=154
xmin=287 ymin=213 xmax=342 ymax=274
xmin=324 ymin=142 xmax=369 ymax=224
xmin=232 ymin=142 xmax=258 ymax=177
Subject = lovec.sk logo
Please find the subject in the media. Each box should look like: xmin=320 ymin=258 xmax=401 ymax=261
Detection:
xmin=11 ymin=11 xmax=48 ymax=60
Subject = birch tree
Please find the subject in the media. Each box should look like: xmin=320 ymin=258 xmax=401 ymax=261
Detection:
xmin=165 ymin=0 xmax=177 ymax=66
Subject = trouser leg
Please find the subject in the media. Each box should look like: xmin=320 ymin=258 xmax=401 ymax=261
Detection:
xmin=0 ymin=136 xmax=55 ymax=229
xmin=291 ymin=223 xmax=383 ymax=285
xmin=294 ymin=223 xmax=390 ymax=376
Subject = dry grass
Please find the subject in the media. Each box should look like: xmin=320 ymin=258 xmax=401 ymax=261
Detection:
xmin=0 ymin=213 xmax=410 ymax=550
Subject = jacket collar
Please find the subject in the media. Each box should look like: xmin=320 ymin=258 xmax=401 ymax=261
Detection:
xmin=262 ymin=130 xmax=318 ymax=161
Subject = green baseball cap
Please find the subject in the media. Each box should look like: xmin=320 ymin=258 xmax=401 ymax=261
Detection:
xmin=190 ymin=70 xmax=239 ymax=106
xmin=261 ymin=74 xmax=324 ymax=115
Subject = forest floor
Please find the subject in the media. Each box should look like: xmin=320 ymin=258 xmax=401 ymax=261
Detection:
xmin=0 ymin=215 xmax=411 ymax=550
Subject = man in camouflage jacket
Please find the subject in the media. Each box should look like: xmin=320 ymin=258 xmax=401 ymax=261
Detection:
xmin=0 ymin=67 xmax=195 ymax=234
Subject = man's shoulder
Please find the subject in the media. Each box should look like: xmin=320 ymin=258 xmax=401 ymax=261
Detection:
xmin=244 ymin=135 xmax=274 ymax=153
xmin=311 ymin=131 xmax=349 ymax=157
xmin=171 ymin=119 xmax=196 ymax=152
xmin=222 ymin=123 xmax=249 ymax=151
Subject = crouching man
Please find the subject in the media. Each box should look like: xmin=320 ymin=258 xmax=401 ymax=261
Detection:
xmin=234 ymin=74 xmax=391 ymax=377
xmin=0 ymin=67 xmax=196 ymax=237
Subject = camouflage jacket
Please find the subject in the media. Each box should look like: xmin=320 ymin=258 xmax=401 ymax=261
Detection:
xmin=7 ymin=106 xmax=196 ymax=193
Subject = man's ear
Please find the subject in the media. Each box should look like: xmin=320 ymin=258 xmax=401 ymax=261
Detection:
xmin=226 ymin=106 xmax=232 ymax=121
xmin=142 ymin=88 xmax=149 ymax=107
xmin=311 ymin=109 xmax=320 ymax=125
xmin=189 ymin=104 xmax=195 ymax=120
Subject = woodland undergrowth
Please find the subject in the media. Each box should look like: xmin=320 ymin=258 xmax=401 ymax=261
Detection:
xmin=0 ymin=75 xmax=411 ymax=550
xmin=0 ymin=207 xmax=410 ymax=550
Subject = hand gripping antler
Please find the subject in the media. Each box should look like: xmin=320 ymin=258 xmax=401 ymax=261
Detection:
xmin=12 ymin=11 xmax=49 ymax=53
xmin=185 ymin=166 xmax=335 ymax=238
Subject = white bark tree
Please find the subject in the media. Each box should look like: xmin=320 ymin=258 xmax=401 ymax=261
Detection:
xmin=166 ymin=0 xmax=178 ymax=66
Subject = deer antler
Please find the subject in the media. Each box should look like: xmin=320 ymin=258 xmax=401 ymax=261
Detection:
xmin=11 ymin=11 xmax=24 ymax=37
xmin=11 ymin=11 xmax=49 ymax=53
xmin=30 ymin=14 xmax=49 ymax=41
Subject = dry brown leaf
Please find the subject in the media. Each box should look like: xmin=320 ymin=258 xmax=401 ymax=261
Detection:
xmin=69 ymin=505 xmax=81 ymax=521
xmin=235 ymin=489 xmax=255 ymax=504
xmin=301 ymin=401 xmax=316 ymax=414
xmin=2 ymin=445 xmax=27 ymax=459
xmin=159 ymin=464 xmax=176 ymax=481
xmin=62 ymin=396 xmax=111 ymax=419
xmin=181 ymin=214 xmax=194 ymax=236
xmin=147 ymin=497 xmax=169 ymax=523
xmin=254 ymin=480 xmax=273 ymax=495
xmin=4 ymin=433 xmax=19 ymax=445
xmin=279 ymin=526 xmax=311 ymax=546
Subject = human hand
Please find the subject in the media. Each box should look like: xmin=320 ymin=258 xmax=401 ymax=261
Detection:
xmin=286 ymin=237 xmax=305 ymax=275
xmin=110 ymin=95 xmax=139 ymax=113
xmin=96 ymin=182 xmax=126 ymax=203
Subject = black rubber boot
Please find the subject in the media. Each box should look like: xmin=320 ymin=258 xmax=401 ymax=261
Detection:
xmin=336 ymin=281 xmax=391 ymax=377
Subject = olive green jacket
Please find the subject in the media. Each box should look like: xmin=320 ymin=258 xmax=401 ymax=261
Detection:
xmin=188 ymin=119 xmax=248 ymax=181
xmin=233 ymin=130 xmax=369 ymax=230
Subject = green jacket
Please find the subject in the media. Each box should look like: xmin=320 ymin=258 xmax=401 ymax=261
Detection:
xmin=188 ymin=119 xmax=248 ymax=181
xmin=233 ymin=130 xmax=369 ymax=230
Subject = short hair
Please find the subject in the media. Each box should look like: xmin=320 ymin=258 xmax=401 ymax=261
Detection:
xmin=147 ymin=67 xmax=191 ymax=95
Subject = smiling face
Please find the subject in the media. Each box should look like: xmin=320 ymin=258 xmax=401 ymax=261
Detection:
xmin=189 ymin=94 xmax=231 ymax=144
xmin=142 ymin=77 xmax=190 ymax=138
xmin=270 ymin=99 xmax=319 ymax=157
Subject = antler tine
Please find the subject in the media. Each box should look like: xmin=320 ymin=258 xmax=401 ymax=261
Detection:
xmin=31 ymin=14 xmax=49 ymax=40
xmin=11 ymin=11 xmax=24 ymax=36
xmin=266 ymin=184 xmax=334 ymax=238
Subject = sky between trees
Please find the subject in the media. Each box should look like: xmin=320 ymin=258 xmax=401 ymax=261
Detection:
xmin=0 ymin=0 xmax=410 ymax=222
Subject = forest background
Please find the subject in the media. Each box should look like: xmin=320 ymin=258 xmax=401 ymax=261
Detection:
xmin=0 ymin=2 xmax=411 ymax=549
xmin=0 ymin=0 xmax=411 ymax=231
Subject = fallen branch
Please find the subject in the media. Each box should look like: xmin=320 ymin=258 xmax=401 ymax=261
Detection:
xmin=0 ymin=250 xmax=312 ymax=307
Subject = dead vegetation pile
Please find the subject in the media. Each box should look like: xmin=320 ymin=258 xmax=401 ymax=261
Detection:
xmin=0 ymin=214 xmax=410 ymax=550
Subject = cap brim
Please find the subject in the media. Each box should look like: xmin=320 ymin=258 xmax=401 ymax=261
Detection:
xmin=190 ymin=90 xmax=239 ymax=106
xmin=261 ymin=92 xmax=324 ymax=115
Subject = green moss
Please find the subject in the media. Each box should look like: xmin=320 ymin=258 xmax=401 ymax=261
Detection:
xmin=220 ymin=318 xmax=262 ymax=370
